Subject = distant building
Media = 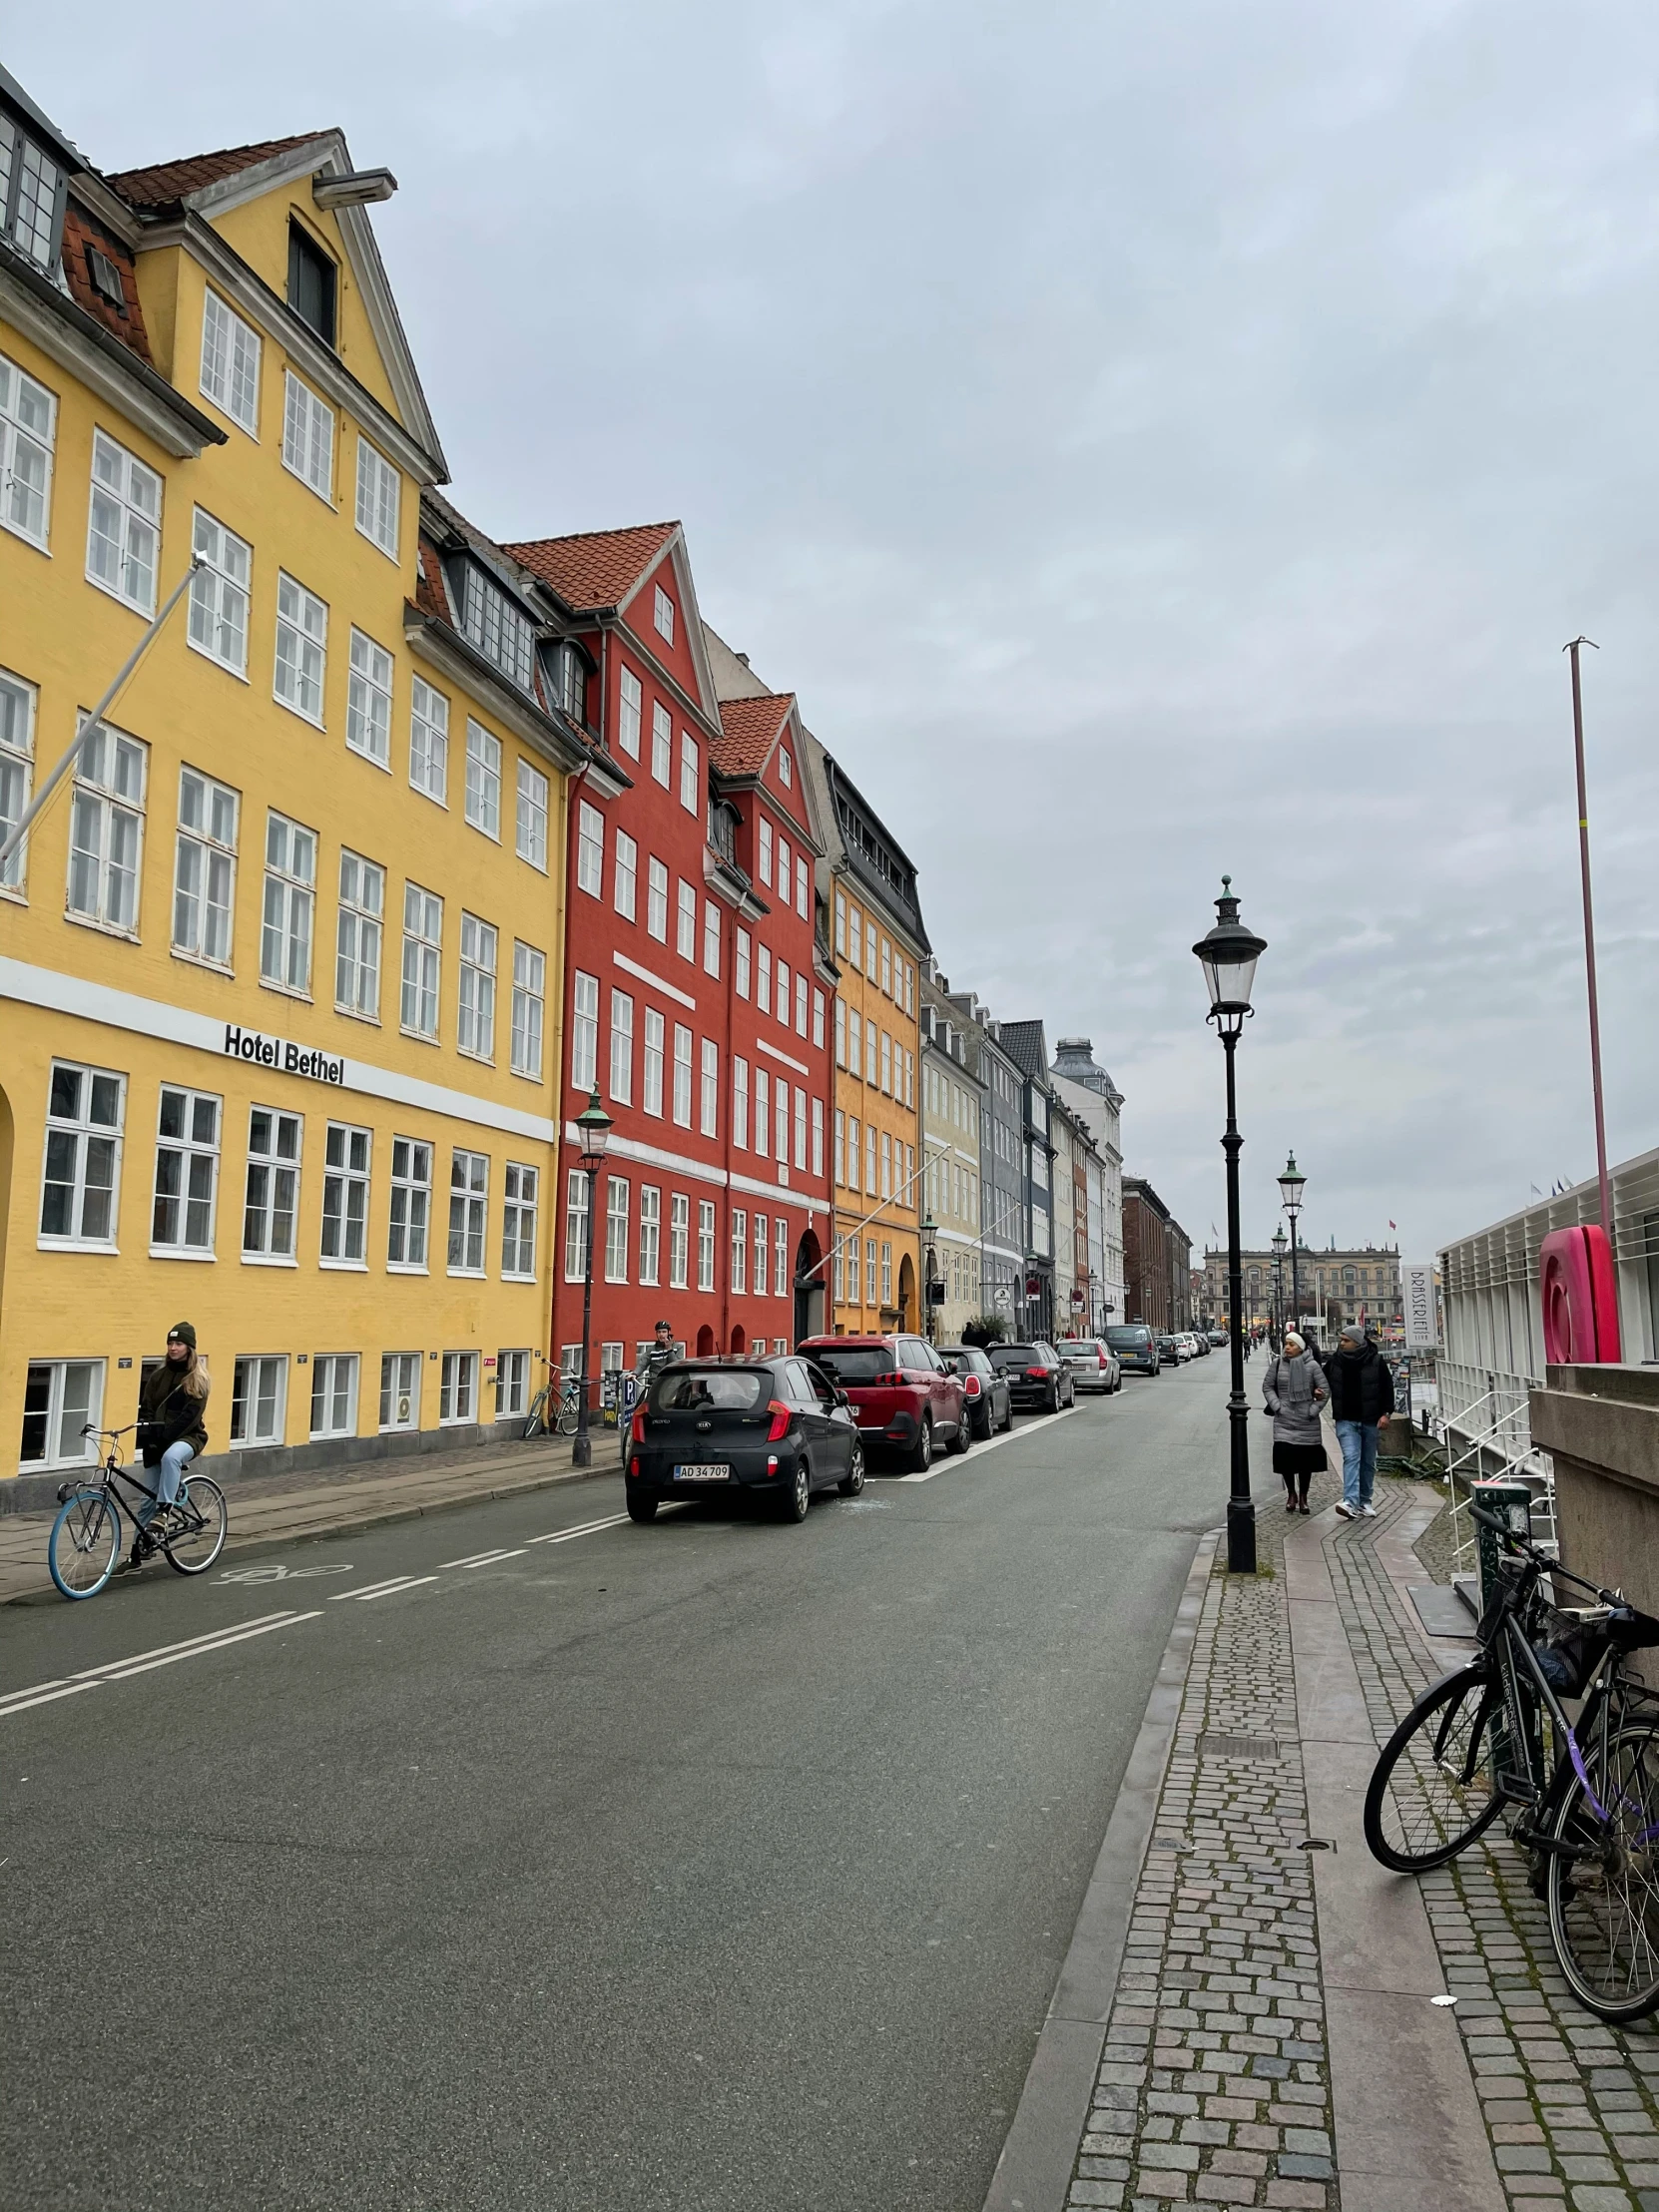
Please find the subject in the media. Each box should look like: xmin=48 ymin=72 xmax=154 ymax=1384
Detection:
xmin=946 ymin=988 xmax=1024 ymax=1335
xmin=1201 ymin=1242 xmax=1402 ymax=1341
xmin=996 ymin=1020 xmax=1059 ymax=1340
xmin=1050 ymin=1038 xmax=1126 ymax=1336
xmin=1124 ymin=1179 xmax=1193 ymax=1333
xmin=919 ymin=965 xmax=986 ymax=1344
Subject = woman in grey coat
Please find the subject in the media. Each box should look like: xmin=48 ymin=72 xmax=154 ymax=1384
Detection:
xmin=1263 ymin=1330 xmax=1330 ymax=1513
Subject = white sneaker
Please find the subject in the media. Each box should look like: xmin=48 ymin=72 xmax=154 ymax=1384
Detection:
xmin=1335 ymin=1501 xmax=1356 ymax=1519
xmin=1361 ymin=1503 xmax=1379 ymax=1517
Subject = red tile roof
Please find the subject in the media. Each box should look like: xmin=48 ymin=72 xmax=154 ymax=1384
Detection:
xmin=61 ymin=202 xmax=153 ymax=365
xmin=412 ymin=536 xmax=453 ymax=628
xmin=502 ymin=523 xmax=679 ymax=615
xmin=107 ymin=134 xmax=327 ymax=209
xmin=713 ymin=692 xmax=795 ymax=778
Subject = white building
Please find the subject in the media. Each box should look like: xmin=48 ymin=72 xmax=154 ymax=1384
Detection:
xmin=1051 ymin=1039 xmax=1127 ymax=1333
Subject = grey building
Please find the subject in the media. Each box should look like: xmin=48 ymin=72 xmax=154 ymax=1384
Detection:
xmin=996 ymin=1020 xmax=1059 ymax=1342
xmin=945 ymin=986 xmax=1024 ymax=1337
xmin=1050 ymin=1038 xmax=1127 ymax=1333
xmin=919 ymin=964 xmax=988 ymax=1343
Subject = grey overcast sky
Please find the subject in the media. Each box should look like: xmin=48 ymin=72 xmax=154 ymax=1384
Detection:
xmin=17 ymin=1 xmax=1658 ymax=1260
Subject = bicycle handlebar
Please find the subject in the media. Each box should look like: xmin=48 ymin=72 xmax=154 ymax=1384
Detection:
xmin=1467 ymin=1498 xmax=1622 ymax=1607
xmin=82 ymin=1423 xmax=135 ymax=1438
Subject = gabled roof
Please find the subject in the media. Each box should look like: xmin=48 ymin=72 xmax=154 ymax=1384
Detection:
xmin=713 ymin=692 xmax=795 ymax=778
xmin=504 ymin=523 xmax=680 ymax=615
xmin=997 ymin=1020 xmax=1052 ymax=1085
xmin=106 ymin=134 xmax=326 ymax=210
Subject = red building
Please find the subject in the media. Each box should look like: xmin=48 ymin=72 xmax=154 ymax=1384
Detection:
xmin=503 ymin=524 xmax=834 ymax=1381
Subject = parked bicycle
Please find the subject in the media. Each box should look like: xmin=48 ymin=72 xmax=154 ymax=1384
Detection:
xmin=1364 ymin=1499 xmax=1659 ymax=2021
xmin=522 ymin=1371 xmax=631 ymax=1441
xmin=48 ymin=1424 xmax=228 ymax=1600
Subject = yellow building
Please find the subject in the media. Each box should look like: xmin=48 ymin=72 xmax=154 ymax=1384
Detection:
xmin=0 ymin=89 xmax=590 ymax=1486
xmin=802 ymin=739 xmax=926 ymax=1334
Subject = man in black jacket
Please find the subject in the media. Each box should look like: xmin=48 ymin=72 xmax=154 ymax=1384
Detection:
xmin=1329 ymin=1321 xmax=1393 ymax=1520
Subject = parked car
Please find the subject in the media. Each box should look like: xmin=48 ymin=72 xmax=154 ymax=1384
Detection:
xmin=937 ymin=1345 xmax=1013 ymax=1438
xmin=797 ymin=1333 xmax=969 ymax=1473
xmin=1207 ymin=1329 xmax=1228 ymax=1349
xmin=626 ymin=1356 xmax=862 ymax=1523
xmin=1105 ymin=1323 xmax=1161 ymax=1378
xmin=1157 ymin=1334 xmax=1180 ymax=1367
xmin=986 ymin=1341 xmax=1076 ymax=1412
xmin=1189 ymin=1332 xmax=1211 ymax=1357
xmin=1055 ymin=1338 xmax=1122 ymax=1394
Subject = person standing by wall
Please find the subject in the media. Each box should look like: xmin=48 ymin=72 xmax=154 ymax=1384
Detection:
xmin=1262 ymin=1329 xmax=1329 ymax=1514
xmin=1328 ymin=1321 xmax=1394 ymax=1519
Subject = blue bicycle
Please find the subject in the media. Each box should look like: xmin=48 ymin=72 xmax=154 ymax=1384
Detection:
xmin=48 ymin=1424 xmax=228 ymax=1600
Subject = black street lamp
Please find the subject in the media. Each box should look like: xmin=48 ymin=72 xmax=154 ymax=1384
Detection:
xmin=1278 ymin=1151 xmax=1306 ymax=1343
xmin=1193 ymin=876 xmax=1268 ymax=1574
xmin=1271 ymin=1224 xmax=1288 ymax=1347
xmin=571 ymin=1083 xmax=613 ymax=1469
xmin=921 ymin=1210 xmax=939 ymax=1343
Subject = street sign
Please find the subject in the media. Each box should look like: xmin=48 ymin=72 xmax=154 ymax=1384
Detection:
xmin=1401 ymin=1261 xmax=1438 ymax=1352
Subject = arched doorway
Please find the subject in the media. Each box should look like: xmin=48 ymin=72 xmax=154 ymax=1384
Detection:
xmin=695 ymin=1323 xmax=716 ymax=1358
xmin=729 ymin=1323 xmax=747 ymax=1357
xmin=896 ymin=1252 xmax=916 ymax=1333
xmin=793 ymin=1229 xmax=825 ymax=1346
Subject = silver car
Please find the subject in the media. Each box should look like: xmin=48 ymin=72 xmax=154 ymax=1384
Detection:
xmin=1055 ymin=1338 xmax=1122 ymax=1394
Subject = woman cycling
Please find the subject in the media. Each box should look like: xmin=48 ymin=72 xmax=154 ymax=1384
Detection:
xmin=131 ymin=1322 xmax=211 ymax=1566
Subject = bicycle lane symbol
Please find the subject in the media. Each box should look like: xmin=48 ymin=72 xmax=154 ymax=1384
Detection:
xmin=214 ymin=1562 xmax=356 ymax=1586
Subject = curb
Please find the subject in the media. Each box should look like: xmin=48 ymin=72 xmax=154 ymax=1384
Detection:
xmin=982 ymin=1524 xmax=1220 ymax=2212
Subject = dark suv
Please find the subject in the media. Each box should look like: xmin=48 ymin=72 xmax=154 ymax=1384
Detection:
xmin=797 ymin=1335 xmax=968 ymax=1473
xmin=1106 ymin=1323 xmax=1160 ymax=1378
xmin=626 ymin=1356 xmax=862 ymax=1522
xmin=986 ymin=1341 xmax=1076 ymax=1413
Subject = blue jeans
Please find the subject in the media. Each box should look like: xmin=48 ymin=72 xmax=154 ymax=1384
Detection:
xmin=1336 ymin=1420 xmax=1378 ymax=1509
xmin=139 ymin=1439 xmax=194 ymax=1527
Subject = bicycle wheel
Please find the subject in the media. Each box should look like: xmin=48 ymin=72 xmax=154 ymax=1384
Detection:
xmin=1364 ymin=1666 xmax=1504 ymax=1872
xmin=555 ymin=1397 xmax=579 ymax=1437
xmin=163 ymin=1474 xmax=227 ymax=1575
xmin=522 ymin=1388 xmax=549 ymax=1442
xmin=1546 ymin=1720 xmax=1659 ymax=2021
xmin=48 ymin=1488 xmax=120 ymax=1600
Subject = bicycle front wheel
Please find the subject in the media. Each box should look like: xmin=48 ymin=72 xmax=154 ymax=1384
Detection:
xmin=49 ymin=1489 xmax=120 ymax=1600
xmin=1546 ymin=1720 xmax=1659 ymax=2022
xmin=555 ymin=1399 xmax=579 ymax=1437
xmin=164 ymin=1474 xmax=227 ymax=1575
xmin=1364 ymin=1666 xmax=1503 ymax=1872
xmin=522 ymin=1389 xmax=549 ymax=1442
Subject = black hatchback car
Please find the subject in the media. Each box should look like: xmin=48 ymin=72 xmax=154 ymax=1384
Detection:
xmin=986 ymin=1342 xmax=1076 ymax=1413
xmin=625 ymin=1356 xmax=863 ymax=1523
xmin=936 ymin=1345 xmax=1013 ymax=1438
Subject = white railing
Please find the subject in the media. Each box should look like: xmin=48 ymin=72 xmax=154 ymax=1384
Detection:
xmin=1434 ymin=1359 xmax=1555 ymax=1577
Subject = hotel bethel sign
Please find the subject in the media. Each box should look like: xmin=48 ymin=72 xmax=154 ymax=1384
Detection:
xmin=222 ymin=1023 xmax=344 ymax=1086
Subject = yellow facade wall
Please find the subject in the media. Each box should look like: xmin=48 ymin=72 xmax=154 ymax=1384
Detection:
xmin=828 ymin=881 xmax=921 ymax=1334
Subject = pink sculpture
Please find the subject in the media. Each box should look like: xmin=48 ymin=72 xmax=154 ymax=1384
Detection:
xmin=1539 ymin=1224 xmax=1621 ymax=1365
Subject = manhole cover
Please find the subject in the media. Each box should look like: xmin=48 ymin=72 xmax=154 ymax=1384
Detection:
xmin=1197 ymin=1732 xmax=1282 ymax=1762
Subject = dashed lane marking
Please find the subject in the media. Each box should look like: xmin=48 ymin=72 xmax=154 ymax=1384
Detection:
xmin=0 ymin=1611 xmax=320 ymax=1720
xmin=437 ymin=1547 xmax=527 ymax=1570
xmin=332 ymin=1575 xmax=439 ymax=1603
xmin=894 ymin=1403 xmax=1080 ymax=1481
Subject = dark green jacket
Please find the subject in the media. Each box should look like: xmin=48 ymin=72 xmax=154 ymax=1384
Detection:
xmin=138 ymin=1361 xmax=210 ymax=1465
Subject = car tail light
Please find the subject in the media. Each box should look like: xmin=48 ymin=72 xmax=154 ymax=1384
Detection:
xmin=627 ymin=1456 xmax=641 ymax=1478
xmin=1098 ymin=1354 xmax=1107 ymax=1371
xmin=1026 ymin=1367 xmax=1047 ymax=1380
xmin=963 ymin=1375 xmax=981 ymax=1396
xmin=766 ymin=1399 xmax=793 ymax=1442
xmin=630 ymin=1406 xmax=647 ymax=1443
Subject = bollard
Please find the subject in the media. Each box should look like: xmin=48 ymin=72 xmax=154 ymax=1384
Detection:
xmin=1470 ymin=1478 xmax=1536 ymax=1794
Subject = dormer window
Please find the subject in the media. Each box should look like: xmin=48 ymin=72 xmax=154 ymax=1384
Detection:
xmin=84 ymin=245 xmax=127 ymax=314
xmin=0 ymin=114 xmax=66 ymax=275
xmin=779 ymin=746 xmax=793 ymax=788
xmin=459 ymin=562 xmax=535 ymax=693
xmin=653 ymin=584 xmax=675 ymax=645
xmin=286 ymin=221 xmax=337 ymax=345
xmin=555 ymin=642 xmax=586 ymax=725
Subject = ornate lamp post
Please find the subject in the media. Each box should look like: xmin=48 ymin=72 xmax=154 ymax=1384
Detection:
xmin=1271 ymin=1224 xmax=1288 ymax=1347
xmin=1278 ymin=1151 xmax=1306 ymax=1341
xmin=571 ymin=1083 xmax=613 ymax=1469
xmin=1193 ymin=877 xmax=1269 ymax=1574
xmin=921 ymin=1209 xmax=939 ymax=1343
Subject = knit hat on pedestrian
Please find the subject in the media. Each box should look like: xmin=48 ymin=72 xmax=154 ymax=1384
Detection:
xmin=168 ymin=1321 xmax=197 ymax=1350
xmin=1284 ymin=1331 xmax=1305 ymax=1353
xmin=1338 ymin=1321 xmax=1365 ymax=1347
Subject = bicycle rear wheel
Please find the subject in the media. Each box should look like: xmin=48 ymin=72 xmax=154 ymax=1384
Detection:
xmin=1546 ymin=1720 xmax=1659 ymax=2022
xmin=1364 ymin=1666 xmax=1504 ymax=1872
xmin=49 ymin=1489 xmax=120 ymax=1599
xmin=522 ymin=1388 xmax=549 ymax=1442
xmin=164 ymin=1474 xmax=227 ymax=1575
xmin=555 ymin=1398 xmax=579 ymax=1437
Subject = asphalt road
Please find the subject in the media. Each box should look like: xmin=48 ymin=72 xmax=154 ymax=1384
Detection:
xmin=1 ymin=1354 xmax=1245 ymax=2212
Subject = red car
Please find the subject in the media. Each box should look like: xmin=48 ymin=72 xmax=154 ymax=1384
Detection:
xmin=797 ymin=1333 xmax=968 ymax=1474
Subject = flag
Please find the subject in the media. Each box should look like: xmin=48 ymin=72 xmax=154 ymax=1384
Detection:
xmin=1387 ymin=1220 xmax=1395 ymax=1231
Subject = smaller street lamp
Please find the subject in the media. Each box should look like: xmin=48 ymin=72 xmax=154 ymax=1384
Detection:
xmin=921 ymin=1209 xmax=939 ymax=1343
xmin=571 ymin=1083 xmax=613 ymax=1469
xmin=1271 ymin=1224 xmax=1288 ymax=1347
xmin=1278 ymin=1151 xmax=1307 ymax=1342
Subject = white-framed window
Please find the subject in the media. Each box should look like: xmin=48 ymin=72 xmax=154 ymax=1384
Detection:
xmin=503 ymin=1162 xmax=539 ymax=1280
xmin=604 ymin=1174 xmax=629 ymax=1283
xmin=814 ymin=989 xmax=826 ymax=1049
xmin=778 ymin=837 xmax=791 ymax=901
xmin=439 ymin=1351 xmax=479 ymax=1425
xmin=701 ymin=899 xmax=721 ymax=977
xmin=733 ymin=1056 xmax=749 ymax=1149
xmin=700 ymin=1038 xmax=719 ymax=1137
xmin=511 ymin=941 xmax=545 ymax=1080
xmin=833 ymin=1108 xmax=844 ymax=1185
xmin=281 ymin=370 xmax=333 ymax=499
xmin=388 ymin=1136 xmax=432 ymax=1269
xmin=866 ymin=1123 xmax=876 ymax=1192
xmin=865 ymin=1018 xmax=878 ymax=1086
xmin=618 ymin=665 xmax=642 ymax=757
xmin=904 ymin=1048 xmax=914 ymax=1108
xmin=0 ymin=350 xmax=56 ymax=548
xmin=151 ymin=1085 xmax=220 ymax=1255
xmin=881 ymin=1031 xmax=892 ymax=1095
xmin=20 ymin=1359 xmax=104 ymax=1473
xmin=460 ymin=565 xmax=534 ymax=693
xmin=400 ymin=882 xmax=441 ymax=1038
xmin=731 ymin=1209 xmax=747 ymax=1295
xmin=0 ymin=669 xmax=35 ymax=892
xmin=67 ymin=720 xmax=146 ymax=934
xmin=172 ymin=765 xmax=238 ymax=968
xmin=754 ymin=1068 xmax=770 ymax=1161
xmin=230 ymin=1356 xmax=286 ymax=1447
xmin=847 ymin=1115 xmax=859 ymax=1192
xmin=647 ymin=856 xmax=668 ymax=941
xmin=379 ymin=1352 xmax=421 ymax=1431
xmin=796 ymin=854 xmax=809 ymax=918
xmin=87 ymin=429 xmax=160 ymax=613
xmin=796 ymin=973 xmax=809 ymax=1036
xmin=776 ymin=1080 xmax=790 ymax=1167
xmin=651 ymin=701 xmax=672 ymax=788
xmin=335 ymin=848 xmax=383 ymax=1018
xmin=309 ymin=1354 xmax=359 ymax=1441
xmin=698 ymin=1198 xmax=716 ymax=1292
xmin=680 ymin=732 xmax=699 ymax=814
xmin=577 ymin=800 xmax=604 ymax=895
xmin=614 ymin=829 xmax=638 ymax=920
xmin=904 ymin=961 xmax=914 ymax=1015
xmin=758 ymin=945 xmax=773 ymax=1017
xmin=39 ymin=1061 xmax=125 ymax=1247
xmin=243 ymin=1105 xmax=301 ymax=1259
xmin=643 ymin=1009 xmax=665 ymax=1117
xmin=779 ymin=745 xmax=793 ymax=788
xmin=881 ymin=1129 xmax=892 ymax=1199
xmin=638 ymin=1184 xmax=661 ymax=1285
xmin=759 ymin=819 xmax=773 ymax=886
xmin=260 ymin=811 xmax=315 ymax=992
xmin=881 ymin=1242 xmax=893 ymax=1307
xmin=753 ymin=1213 xmax=769 ymax=1295
xmin=736 ymin=928 xmax=751 ymax=999
xmin=879 ymin=938 xmax=891 ymax=996
xmin=320 ymin=1121 xmax=371 ymax=1265
xmin=188 ymin=509 xmax=251 ymax=676
xmin=495 ymin=1349 xmax=531 ymax=1420
xmin=516 ymin=758 xmax=548 ymax=871
xmin=571 ymin=970 xmax=599 ymax=1090
xmin=354 ymin=436 xmax=399 ymax=557
xmin=409 ymin=677 xmax=448 ymax=803
xmin=563 ymin=1167 xmax=590 ymax=1281
xmin=654 ymin=582 xmax=675 ymax=643
xmin=199 ymin=288 xmax=261 ymax=434
xmin=448 ymin=1149 xmax=488 ymax=1275
xmin=609 ymin=988 xmax=633 ymax=1103
xmin=845 ymin=1235 xmax=857 ymax=1305
xmin=832 ymin=1242 xmax=843 ymax=1303
xmin=464 ymin=720 xmax=501 ymax=838
xmin=346 ymin=629 xmax=393 ymax=768
xmin=458 ymin=911 xmax=497 ymax=1061
xmin=672 ymin=1024 xmax=693 ymax=1127
xmin=809 ymin=1095 xmax=822 ymax=1175
xmin=777 ymin=959 xmax=791 ymax=1026
xmin=669 ymin=1193 xmax=690 ymax=1289
xmin=676 ymin=878 xmax=696 ymax=960
xmin=274 ymin=571 xmax=327 ymax=726
xmin=848 ymin=904 xmax=862 ymax=970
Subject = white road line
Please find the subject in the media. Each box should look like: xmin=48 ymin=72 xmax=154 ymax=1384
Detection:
xmin=459 ymin=1549 xmax=525 ymax=1568
xmin=71 ymin=1609 xmax=304 ymax=1680
xmin=895 ymin=1404 xmax=1080 ymax=1482
xmin=344 ymin=1576 xmax=438 ymax=1603
xmin=97 ymin=1612 xmax=322 ymax=1679
xmin=525 ymin=1513 xmax=632 ymax=1545
xmin=0 ymin=1682 xmax=100 ymax=1718
xmin=2 ymin=1610 xmax=318 ymax=1721
xmin=437 ymin=1547 xmax=524 ymax=1570
xmin=329 ymin=1575 xmax=426 ymax=1602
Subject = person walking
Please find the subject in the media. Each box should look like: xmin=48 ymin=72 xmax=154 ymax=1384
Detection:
xmin=1262 ymin=1329 xmax=1329 ymax=1513
xmin=131 ymin=1323 xmax=210 ymax=1566
xmin=1328 ymin=1320 xmax=1393 ymax=1520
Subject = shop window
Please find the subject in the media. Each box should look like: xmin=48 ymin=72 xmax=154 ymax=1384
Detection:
xmin=496 ymin=1350 xmax=531 ymax=1421
xmin=20 ymin=1359 xmax=103 ymax=1472
xmin=379 ymin=1352 xmax=420 ymax=1431
xmin=39 ymin=1060 xmax=125 ymax=1247
xmin=309 ymin=1354 xmax=358 ymax=1439
xmin=439 ymin=1352 xmax=477 ymax=1425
